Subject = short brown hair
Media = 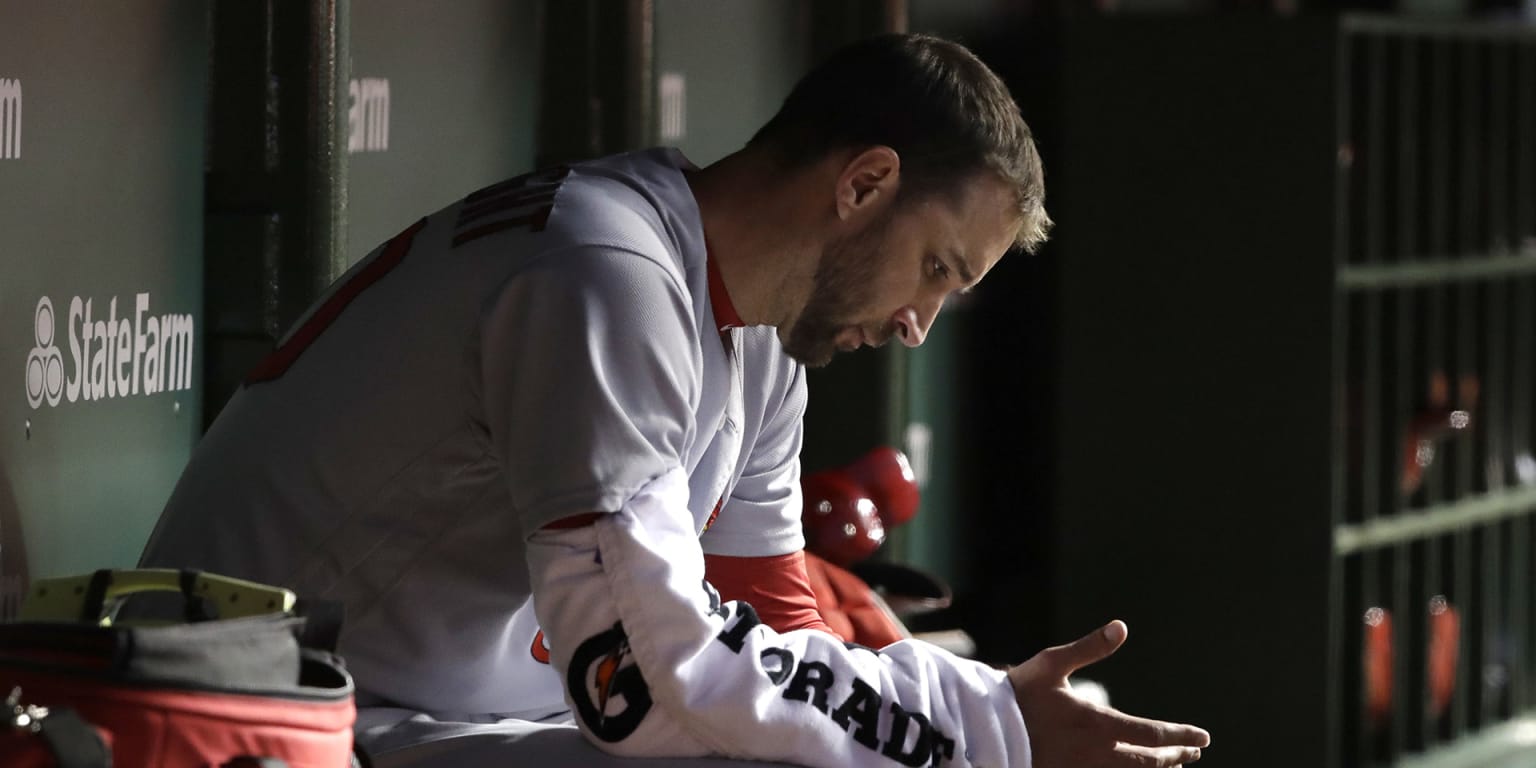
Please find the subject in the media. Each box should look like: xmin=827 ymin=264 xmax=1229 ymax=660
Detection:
xmin=750 ymin=33 xmax=1051 ymax=253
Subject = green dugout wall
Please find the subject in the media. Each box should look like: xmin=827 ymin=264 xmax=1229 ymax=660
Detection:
xmin=204 ymin=1 xmax=543 ymax=417
xmin=0 ymin=3 xmax=207 ymax=590
xmin=347 ymin=0 xmax=542 ymax=267
xmin=1 ymin=1 xmax=545 ymax=594
xmin=653 ymin=0 xmax=809 ymax=167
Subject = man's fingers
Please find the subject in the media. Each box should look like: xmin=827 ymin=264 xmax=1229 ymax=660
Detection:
xmin=1102 ymin=709 xmax=1212 ymax=748
xmin=1113 ymin=743 xmax=1203 ymax=767
xmin=1042 ymin=620 xmax=1128 ymax=677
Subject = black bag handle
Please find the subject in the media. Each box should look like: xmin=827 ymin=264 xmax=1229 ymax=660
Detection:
xmin=37 ymin=708 xmax=111 ymax=768
xmin=82 ymin=568 xmax=210 ymax=623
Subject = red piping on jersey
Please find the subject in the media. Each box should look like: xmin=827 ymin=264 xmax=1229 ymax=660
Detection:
xmin=706 ymin=248 xmax=744 ymax=332
xmin=246 ymin=217 xmax=427 ymax=384
xmin=543 ymin=512 xmax=602 ymax=530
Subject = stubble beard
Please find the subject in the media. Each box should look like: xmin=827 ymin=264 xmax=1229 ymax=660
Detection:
xmin=783 ymin=219 xmax=891 ymax=368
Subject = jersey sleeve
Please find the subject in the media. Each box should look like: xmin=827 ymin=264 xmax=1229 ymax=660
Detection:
xmin=700 ymin=346 xmax=807 ymax=557
xmin=479 ymin=246 xmax=701 ymax=532
xmin=528 ymin=468 xmax=1032 ymax=767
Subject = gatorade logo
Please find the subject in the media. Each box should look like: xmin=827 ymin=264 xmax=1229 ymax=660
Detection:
xmin=531 ymin=628 xmax=551 ymax=664
xmin=25 ymin=293 xmax=195 ymax=410
xmin=0 ymin=77 xmax=19 ymax=159
xmin=567 ymin=622 xmax=652 ymax=743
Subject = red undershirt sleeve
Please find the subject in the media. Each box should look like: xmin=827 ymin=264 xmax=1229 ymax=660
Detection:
xmin=703 ymin=550 xmax=842 ymax=640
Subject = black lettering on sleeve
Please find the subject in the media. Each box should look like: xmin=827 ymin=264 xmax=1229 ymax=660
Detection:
xmin=716 ymin=601 xmax=761 ymax=654
xmin=930 ymin=731 xmax=956 ymax=766
xmin=830 ymin=678 xmax=883 ymax=750
xmin=782 ymin=660 xmax=834 ymax=713
xmin=759 ymin=647 xmax=796 ymax=686
xmin=883 ymin=702 xmax=937 ymax=767
xmin=704 ymin=579 xmax=727 ymax=619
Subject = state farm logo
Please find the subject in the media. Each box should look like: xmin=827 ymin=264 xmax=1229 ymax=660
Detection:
xmin=25 ymin=293 xmax=195 ymax=410
xmin=25 ymin=298 xmax=63 ymax=407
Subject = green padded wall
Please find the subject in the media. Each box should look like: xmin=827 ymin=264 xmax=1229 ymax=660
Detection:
xmin=653 ymin=0 xmax=809 ymax=166
xmin=895 ymin=307 xmax=980 ymax=592
xmin=346 ymin=0 xmax=542 ymax=266
xmin=0 ymin=2 xmax=207 ymax=585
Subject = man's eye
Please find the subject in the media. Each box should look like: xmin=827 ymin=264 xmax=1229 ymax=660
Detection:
xmin=931 ymin=257 xmax=949 ymax=278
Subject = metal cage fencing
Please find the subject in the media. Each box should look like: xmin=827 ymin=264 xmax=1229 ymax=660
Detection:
xmin=1333 ymin=18 xmax=1536 ymax=767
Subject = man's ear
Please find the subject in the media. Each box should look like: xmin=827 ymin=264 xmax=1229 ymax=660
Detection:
xmin=834 ymin=146 xmax=901 ymax=222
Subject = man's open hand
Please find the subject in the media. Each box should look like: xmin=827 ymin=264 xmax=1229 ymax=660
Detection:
xmin=1008 ymin=620 xmax=1210 ymax=767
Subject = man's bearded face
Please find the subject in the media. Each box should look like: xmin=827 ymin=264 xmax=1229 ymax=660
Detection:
xmin=783 ymin=209 xmax=896 ymax=367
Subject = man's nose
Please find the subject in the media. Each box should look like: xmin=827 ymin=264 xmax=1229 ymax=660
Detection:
xmin=892 ymin=306 xmax=933 ymax=348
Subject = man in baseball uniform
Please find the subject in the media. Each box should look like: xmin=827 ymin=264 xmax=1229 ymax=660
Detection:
xmin=142 ymin=33 xmax=1210 ymax=767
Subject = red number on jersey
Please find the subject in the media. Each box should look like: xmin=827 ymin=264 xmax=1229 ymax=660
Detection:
xmin=244 ymin=217 xmax=427 ymax=384
xmin=245 ymin=167 xmax=571 ymax=384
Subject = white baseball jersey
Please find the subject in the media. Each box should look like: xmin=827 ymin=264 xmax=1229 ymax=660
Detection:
xmin=141 ymin=148 xmax=1032 ymax=765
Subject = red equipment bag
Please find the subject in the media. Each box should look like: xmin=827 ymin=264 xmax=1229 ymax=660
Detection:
xmin=0 ymin=569 xmax=357 ymax=768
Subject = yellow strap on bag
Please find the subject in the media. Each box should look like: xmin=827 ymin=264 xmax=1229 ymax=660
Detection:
xmin=18 ymin=568 xmax=296 ymax=625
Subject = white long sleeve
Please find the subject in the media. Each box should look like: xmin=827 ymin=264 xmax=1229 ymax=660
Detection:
xmin=528 ymin=468 xmax=1032 ymax=767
